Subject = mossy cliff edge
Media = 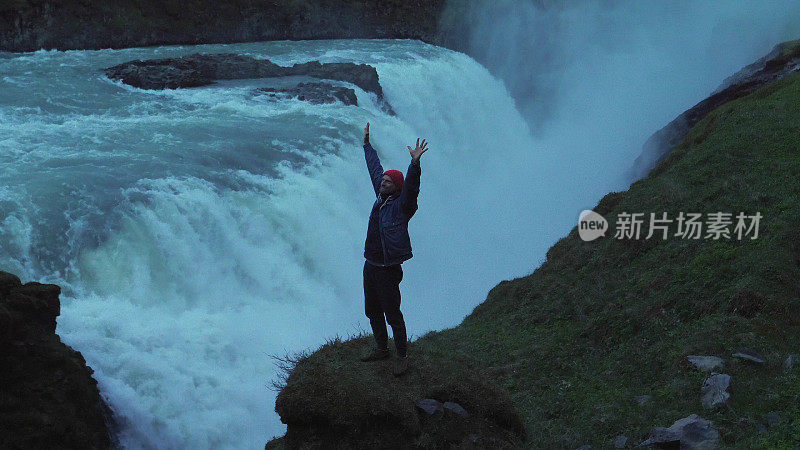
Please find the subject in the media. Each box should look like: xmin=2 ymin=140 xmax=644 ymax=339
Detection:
xmin=268 ymin=42 xmax=800 ymax=448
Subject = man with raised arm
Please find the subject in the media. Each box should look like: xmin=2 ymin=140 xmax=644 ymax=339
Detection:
xmin=359 ymin=122 xmax=428 ymax=377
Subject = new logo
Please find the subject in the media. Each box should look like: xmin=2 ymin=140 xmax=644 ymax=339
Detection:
xmin=578 ymin=210 xmax=608 ymax=241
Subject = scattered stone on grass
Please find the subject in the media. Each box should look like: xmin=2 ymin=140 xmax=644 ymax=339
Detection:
xmin=732 ymin=348 xmax=765 ymax=364
xmin=416 ymin=398 xmax=444 ymax=418
xmin=443 ymin=401 xmax=469 ymax=417
xmin=687 ymin=355 xmax=724 ymax=372
xmin=701 ymin=373 xmax=731 ymax=408
xmin=641 ymin=414 xmax=720 ymax=449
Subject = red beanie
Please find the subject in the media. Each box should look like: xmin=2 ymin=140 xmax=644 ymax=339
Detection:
xmin=383 ymin=169 xmax=404 ymax=191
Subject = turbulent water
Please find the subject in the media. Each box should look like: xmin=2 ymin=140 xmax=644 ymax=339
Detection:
xmin=0 ymin=39 xmax=557 ymax=447
xmin=1 ymin=2 xmax=799 ymax=447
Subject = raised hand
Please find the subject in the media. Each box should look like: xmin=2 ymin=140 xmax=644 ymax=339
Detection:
xmin=364 ymin=122 xmax=370 ymax=144
xmin=408 ymin=138 xmax=428 ymax=163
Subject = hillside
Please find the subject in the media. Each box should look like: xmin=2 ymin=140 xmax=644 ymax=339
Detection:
xmin=268 ymin=47 xmax=800 ymax=448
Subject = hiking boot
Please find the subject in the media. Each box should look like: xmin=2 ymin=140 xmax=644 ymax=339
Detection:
xmin=392 ymin=356 xmax=409 ymax=376
xmin=360 ymin=347 xmax=390 ymax=362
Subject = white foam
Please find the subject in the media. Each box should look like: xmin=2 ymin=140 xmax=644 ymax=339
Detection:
xmin=1 ymin=11 xmax=797 ymax=445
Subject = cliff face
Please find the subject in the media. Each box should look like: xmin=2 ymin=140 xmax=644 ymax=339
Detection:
xmin=0 ymin=0 xmax=448 ymax=52
xmin=0 ymin=271 xmax=112 ymax=449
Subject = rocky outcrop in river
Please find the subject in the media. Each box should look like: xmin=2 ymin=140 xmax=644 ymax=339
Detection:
xmin=104 ymin=52 xmax=395 ymax=113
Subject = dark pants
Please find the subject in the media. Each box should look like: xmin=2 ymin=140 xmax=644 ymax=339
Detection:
xmin=363 ymin=260 xmax=407 ymax=357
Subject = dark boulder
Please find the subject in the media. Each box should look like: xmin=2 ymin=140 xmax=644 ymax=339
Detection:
xmin=104 ymin=53 xmax=395 ymax=113
xmin=253 ymin=82 xmax=358 ymax=106
xmin=0 ymin=270 xmax=112 ymax=449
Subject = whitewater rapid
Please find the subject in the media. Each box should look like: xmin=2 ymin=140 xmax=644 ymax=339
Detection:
xmin=0 ymin=40 xmax=563 ymax=447
xmin=5 ymin=2 xmax=798 ymax=442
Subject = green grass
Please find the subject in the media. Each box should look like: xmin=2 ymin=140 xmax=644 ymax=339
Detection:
xmin=780 ymin=39 xmax=800 ymax=57
xmin=271 ymin=67 xmax=800 ymax=449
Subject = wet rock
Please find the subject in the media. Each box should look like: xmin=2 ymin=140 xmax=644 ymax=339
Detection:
xmin=701 ymin=373 xmax=731 ymax=408
xmin=641 ymin=414 xmax=720 ymax=449
xmin=253 ymin=82 xmax=358 ymax=106
xmin=614 ymin=434 xmax=628 ymax=448
xmin=443 ymin=401 xmax=469 ymax=418
xmin=105 ymin=54 xmax=373 ymax=95
xmin=687 ymin=355 xmax=724 ymax=372
xmin=732 ymin=349 xmax=766 ymax=364
xmin=105 ymin=53 xmax=396 ymax=115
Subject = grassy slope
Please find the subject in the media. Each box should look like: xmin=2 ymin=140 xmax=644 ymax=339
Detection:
xmin=272 ymin=67 xmax=800 ymax=448
xmin=423 ymin=70 xmax=800 ymax=448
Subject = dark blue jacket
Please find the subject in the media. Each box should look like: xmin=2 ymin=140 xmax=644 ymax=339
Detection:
xmin=363 ymin=142 xmax=421 ymax=266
